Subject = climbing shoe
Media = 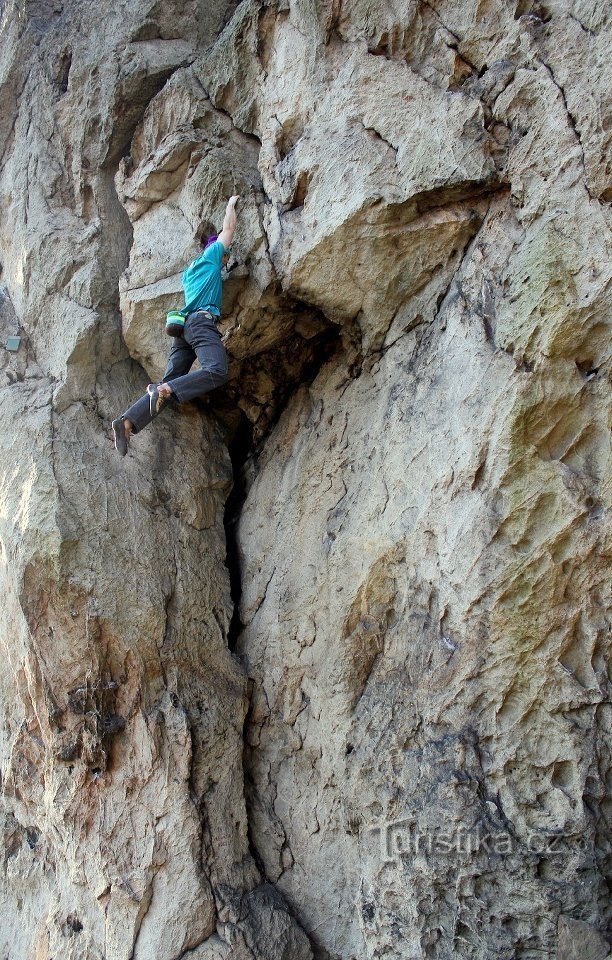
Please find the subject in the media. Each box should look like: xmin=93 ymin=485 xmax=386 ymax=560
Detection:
xmin=112 ymin=417 xmax=129 ymax=456
xmin=147 ymin=384 xmax=168 ymax=418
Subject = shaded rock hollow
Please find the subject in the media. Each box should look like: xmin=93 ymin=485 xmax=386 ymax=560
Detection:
xmin=0 ymin=1 xmax=610 ymax=959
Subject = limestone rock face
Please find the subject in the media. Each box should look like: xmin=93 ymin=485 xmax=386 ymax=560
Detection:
xmin=0 ymin=1 xmax=610 ymax=960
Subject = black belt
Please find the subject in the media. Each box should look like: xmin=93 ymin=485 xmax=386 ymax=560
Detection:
xmin=187 ymin=309 xmax=220 ymax=323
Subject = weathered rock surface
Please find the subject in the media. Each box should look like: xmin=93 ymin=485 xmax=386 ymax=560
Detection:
xmin=0 ymin=0 xmax=610 ymax=959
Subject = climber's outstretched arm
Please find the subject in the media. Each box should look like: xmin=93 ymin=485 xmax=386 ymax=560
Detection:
xmin=218 ymin=195 xmax=240 ymax=250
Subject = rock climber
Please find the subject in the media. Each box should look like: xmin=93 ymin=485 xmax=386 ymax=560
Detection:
xmin=112 ymin=194 xmax=240 ymax=455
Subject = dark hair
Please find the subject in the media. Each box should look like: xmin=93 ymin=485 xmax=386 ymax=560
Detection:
xmin=204 ymin=234 xmax=218 ymax=248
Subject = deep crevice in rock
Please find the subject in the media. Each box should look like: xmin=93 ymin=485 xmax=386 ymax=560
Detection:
xmin=224 ymin=411 xmax=252 ymax=653
xmin=223 ymin=389 xmax=342 ymax=958
xmin=214 ymin=308 xmax=349 ymax=958
xmin=219 ymin=305 xmax=343 ymax=654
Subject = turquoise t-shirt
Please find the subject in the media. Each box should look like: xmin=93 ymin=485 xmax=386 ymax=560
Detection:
xmin=182 ymin=240 xmax=227 ymax=317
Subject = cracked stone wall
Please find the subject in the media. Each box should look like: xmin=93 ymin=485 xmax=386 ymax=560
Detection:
xmin=0 ymin=1 xmax=610 ymax=959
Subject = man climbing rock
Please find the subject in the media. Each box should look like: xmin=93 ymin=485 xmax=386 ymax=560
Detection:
xmin=112 ymin=195 xmax=240 ymax=455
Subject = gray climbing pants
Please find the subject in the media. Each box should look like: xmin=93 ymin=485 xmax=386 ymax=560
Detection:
xmin=123 ymin=310 xmax=228 ymax=433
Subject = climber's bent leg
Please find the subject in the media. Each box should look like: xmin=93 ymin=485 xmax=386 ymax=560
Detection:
xmin=167 ymin=312 xmax=228 ymax=403
xmin=119 ymin=336 xmax=195 ymax=433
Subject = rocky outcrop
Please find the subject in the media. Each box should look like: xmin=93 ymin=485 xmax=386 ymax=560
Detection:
xmin=0 ymin=1 xmax=610 ymax=959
